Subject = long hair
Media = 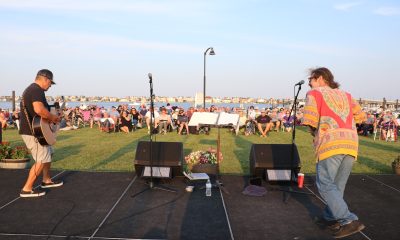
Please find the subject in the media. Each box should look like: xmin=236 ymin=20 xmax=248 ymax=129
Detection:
xmin=310 ymin=67 xmax=340 ymax=89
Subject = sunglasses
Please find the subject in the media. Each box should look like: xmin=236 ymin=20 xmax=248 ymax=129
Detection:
xmin=308 ymin=76 xmax=317 ymax=82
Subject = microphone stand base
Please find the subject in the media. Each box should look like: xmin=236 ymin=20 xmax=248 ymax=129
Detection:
xmin=131 ymin=179 xmax=177 ymax=198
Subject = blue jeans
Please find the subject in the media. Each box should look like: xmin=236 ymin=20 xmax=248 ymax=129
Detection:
xmin=316 ymin=154 xmax=358 ymax=225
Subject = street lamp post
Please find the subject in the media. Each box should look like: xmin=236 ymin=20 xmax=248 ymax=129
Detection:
xmin=203 ymin=47 xmax=215 ymax=109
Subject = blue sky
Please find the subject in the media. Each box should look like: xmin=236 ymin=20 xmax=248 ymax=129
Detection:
xmin=0 ymin=0 xmax=399 ymax=100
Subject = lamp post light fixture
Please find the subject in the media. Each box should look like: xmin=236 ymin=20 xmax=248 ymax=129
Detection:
xmin=203 ymin=47 xmax=215 ymax=109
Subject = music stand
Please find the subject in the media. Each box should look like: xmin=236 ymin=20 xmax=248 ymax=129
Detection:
xmin=188 ymin=112 xmax=218 ymax=134
xmin=189 ymin=112 xmax=239 ymax=194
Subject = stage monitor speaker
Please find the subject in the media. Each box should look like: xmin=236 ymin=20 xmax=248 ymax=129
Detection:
xmin=249 ymin=144 xmax=301 ymax=181
xmin=134 ymin=141 xmax=183 ymax=178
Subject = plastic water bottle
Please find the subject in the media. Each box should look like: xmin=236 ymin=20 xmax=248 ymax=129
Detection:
xmin=206 ymin=179 xmax=212 ymax=197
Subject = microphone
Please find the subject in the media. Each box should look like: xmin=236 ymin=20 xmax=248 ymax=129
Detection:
xmin=295 ymin=80 xmax=305 ymax=86
xmin=148 ymin=73 xmax=152 ymax=82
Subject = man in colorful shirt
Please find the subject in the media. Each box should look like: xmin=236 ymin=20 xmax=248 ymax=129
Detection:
xmin=302 ymin=67 xmax=366 ymax=239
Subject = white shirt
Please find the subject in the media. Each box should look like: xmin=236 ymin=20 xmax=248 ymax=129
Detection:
xmin=248 ymin=109 xmax=256 ymax=120
xmin=145 ymin=111 xmax=159 ymax=119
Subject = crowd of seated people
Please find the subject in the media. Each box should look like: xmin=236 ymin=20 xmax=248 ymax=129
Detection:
xmin=374 ymin=110 xmax=399 ymax=141
xmin=0 ymin=108 xmax=21 ymax=130
xmin=2 ymin=102 xmax=398 ymax=143
xmin=353 ymin=109 xmax=399 ymax=141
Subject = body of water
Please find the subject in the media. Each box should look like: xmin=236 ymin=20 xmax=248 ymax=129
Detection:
xmin=0 ymin=101 xmax=286 ymax=112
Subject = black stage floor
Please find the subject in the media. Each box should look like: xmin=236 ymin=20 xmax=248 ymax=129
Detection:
xmin=0 ymin=170 xmax=399 ymax=240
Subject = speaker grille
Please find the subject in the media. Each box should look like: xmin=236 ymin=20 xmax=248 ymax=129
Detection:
xmin=250 ymin=144 xmax=301 ymax=178
xmin=134 ymin=141 xmax=183 ymax=177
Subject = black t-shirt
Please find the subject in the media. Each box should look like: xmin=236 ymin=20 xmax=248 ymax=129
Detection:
xmin=178 ymin=114 xmax=188 ymax=123
xmin=120 ymin=116 xmax=131 ymax=127
xmin=256 ymin=114 xmax=271 ymax=124
xmin=131 ymin=112 xmax=140 ymax=121
xmin=19 ymin=83 xmax=49 ymax=135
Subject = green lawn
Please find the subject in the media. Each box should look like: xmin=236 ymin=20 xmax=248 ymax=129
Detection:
xmin=2 ymin=126 xmax=399 ymax=174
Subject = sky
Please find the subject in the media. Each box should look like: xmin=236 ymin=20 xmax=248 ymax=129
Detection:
xmin=0 ymin=0 xmax=399 ymax=100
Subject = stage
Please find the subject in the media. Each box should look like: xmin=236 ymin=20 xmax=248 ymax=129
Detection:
xmin=0 ymin=170 xmax=399 ymax=239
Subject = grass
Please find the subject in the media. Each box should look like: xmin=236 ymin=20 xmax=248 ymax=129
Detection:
xmin=2 ymin=126 xmax=399 ymax=174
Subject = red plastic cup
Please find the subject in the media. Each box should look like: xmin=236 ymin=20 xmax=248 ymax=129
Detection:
xmin=297 ymin=173 xmax=304 ymax=188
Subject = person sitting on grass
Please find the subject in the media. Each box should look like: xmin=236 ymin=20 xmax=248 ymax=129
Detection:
xmin=100 ymin=111 xmax=114 ymax=133
xmin=72 ymin=107 xmax=84 ymax=127
xmin=91 ymin=106 xmax=102 ymax=129
xmin=177 ymin=109 xmax=189 ymax=135
xmin=119 ymin=111 xmax=132 ymax=133
xmin=255 ymin=109 xmax=272 ymax=137
xmin=360 ymin=112 xmax=375 ymax=136
xmin=171 ymin=108 xmax=179 ymax=124
xmin=129 ymin=108 xmax=141 ymax=130
xmin=238 ymin=111 xmax=247 ymax=134
xmin=269 ymin=108 xmax=281 ymax=132
xmin=139 ymin=104 xmax=147 ymax=126
xmin=156 ymin=107 xmax=172 ymax=134
xmin=380 ymin=111 xmax=398 ymax=140
xmin=0 ymin=109 xmax=7 ymax=130
xmin=282 ymin=111 xmax=294 ymax=132
xmin=109 ymin=106 xmax=120 ymax=127
xmin=12 ymin=108 xmax=21 ymax=130
xmin=145 ymin=106 xmax=159 ymax=134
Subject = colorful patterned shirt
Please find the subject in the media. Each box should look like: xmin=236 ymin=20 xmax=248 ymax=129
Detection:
xmin=302 ymin=86 xmax=366 ymax=161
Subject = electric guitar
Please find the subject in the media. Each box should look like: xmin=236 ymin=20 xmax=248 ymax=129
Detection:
xmin=32 ymin=97 xmax=65 ymax=146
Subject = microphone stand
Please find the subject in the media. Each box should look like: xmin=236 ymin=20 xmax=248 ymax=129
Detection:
xmin=268 ymin=83 xmax=307 ymax=200
xmin=148 ymin=76 xmax=155 ymax=188
xmin=288 ymin=83 xmax=302 ymax=182
xmin=131 ymin=74 xmax=176 ymax=198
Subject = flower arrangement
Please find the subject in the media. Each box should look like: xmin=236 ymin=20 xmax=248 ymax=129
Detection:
xmin=184 ymin=147 xmax=223 ymax=172
xmin=0 ymin=142 xmax=30 ymax=160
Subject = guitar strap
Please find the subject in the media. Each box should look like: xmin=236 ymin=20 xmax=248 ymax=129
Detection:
xmin=21 ymin=89 xmax=36 ymax=137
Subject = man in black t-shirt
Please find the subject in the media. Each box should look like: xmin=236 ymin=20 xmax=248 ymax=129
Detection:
xmin=19 ymin=69 xmax=63 ymax=198
xmin=256 ymin=109 xmax=272 ymax=137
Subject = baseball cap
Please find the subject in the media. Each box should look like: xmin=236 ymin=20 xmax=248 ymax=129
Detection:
xmin=37 ymin=69 xmax=55 ymax=84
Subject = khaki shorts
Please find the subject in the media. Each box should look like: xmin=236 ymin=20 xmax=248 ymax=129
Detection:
xmin=21 ymin=135 xmax=53 ymax=163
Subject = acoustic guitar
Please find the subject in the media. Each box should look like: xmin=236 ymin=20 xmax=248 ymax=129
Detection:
xmin=32 ymin=98 xmax=65 ymax=146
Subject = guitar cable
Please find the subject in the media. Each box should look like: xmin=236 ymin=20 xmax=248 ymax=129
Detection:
xmin=33 ymin=138 xmax=40 ymax=183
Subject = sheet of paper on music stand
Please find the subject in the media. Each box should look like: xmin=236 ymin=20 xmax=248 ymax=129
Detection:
xmin=143 ymin=166 xmax=171 ymax=178
xmin=266 ymin=169 xmax=291 ymax=181
xmin=188 ymin=112 xmax=219 ymax=126
xmin=183 ymin=171 xmax=210 ymax=180
xmin=217 ymin=112 xmax=240 ymax=126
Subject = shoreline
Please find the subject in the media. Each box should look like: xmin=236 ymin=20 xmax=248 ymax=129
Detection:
xmin=0 ymin=101 xmax=281 ymax=111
